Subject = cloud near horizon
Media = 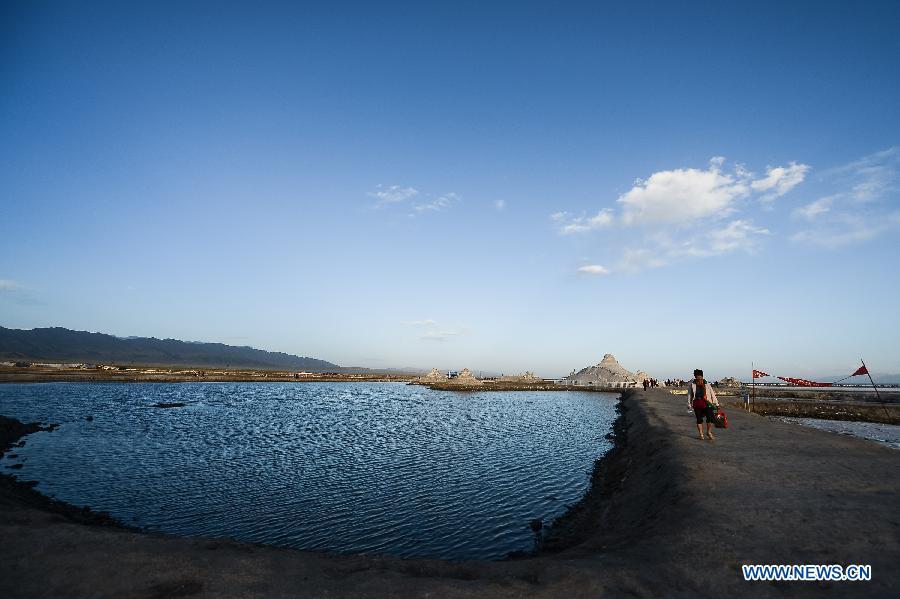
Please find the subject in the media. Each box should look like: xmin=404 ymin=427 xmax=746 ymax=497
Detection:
xmin=420 ymin=330 xmax=460 ymax=341
xmin=0 ymin=278 xmax=43 ymax=306
xmin=403 ymin=318 xmax=464 ymax=342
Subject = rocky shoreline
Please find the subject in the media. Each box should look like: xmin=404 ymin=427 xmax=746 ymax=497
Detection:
xmin=0 ymin=416 xmax=134 ymax=530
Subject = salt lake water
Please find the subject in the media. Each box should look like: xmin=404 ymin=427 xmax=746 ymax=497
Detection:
xmin=0 ymin=382 xmax=617 ymax=560
xmin=777 ymin=416 xmax=900 ymax=451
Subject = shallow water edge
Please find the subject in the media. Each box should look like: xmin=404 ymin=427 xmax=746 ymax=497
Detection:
xmin=0 ymin=383 xmax=622 ymax=561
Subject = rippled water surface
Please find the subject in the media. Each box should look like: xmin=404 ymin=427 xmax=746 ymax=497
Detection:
xmin=0 ymin=382 xmax=617 ymax=559
xmin=777 ymin=416 xmax=900 ymax=451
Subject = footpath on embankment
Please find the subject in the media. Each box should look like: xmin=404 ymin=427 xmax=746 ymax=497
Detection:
xmin=1 ymin=389 xmax=898 ymax=598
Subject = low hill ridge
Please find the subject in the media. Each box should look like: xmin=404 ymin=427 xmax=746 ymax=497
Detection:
xmin=0 ymin=326 xmax=340 ymax=371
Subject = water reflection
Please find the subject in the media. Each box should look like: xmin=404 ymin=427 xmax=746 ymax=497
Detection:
xmin=777 ymin=416 xmax=900 ymax=451
xmin=0 ymin=382 xmax=616 ymax=560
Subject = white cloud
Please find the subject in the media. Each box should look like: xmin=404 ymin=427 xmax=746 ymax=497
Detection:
xmin=791 ymin=212 xmax=900 ymax=249
xmin=613 ymin=219 xmax=767 ymax=273
xmin=0 ymin=279 xmax=23 ymax=293
xmin=556 ymin=209 xmax=614 ymax=234
xmin=368 ymin=184 xmax=418 ymax=206
xmin=494 ymin=199 xmax=506 ymax=211
xmin=616 ymin=157 xmax=808 ymax=225
xmin=0 ymin=278 xmax=43 ymax=306
xmin=825 ymin=146 xmax=898 ymax=203
xmin=557 ymin=149 xmax=898 ymax=273
xmin=617 ymin=248 xmax=667 ymax=273
xmin=703 ymin=220 xmax=770 ymax=255
xmin=556 ymin=156 xmax=810 ymax=274
xmin=406 ymin=319 xmax=468 ymax=341
xmin=793 ymin=197 xmax=833 ymax=220
xmin=369 ymin=185 xmax=461 ymax=216
xmin=404 ymin=319 xmax=437 ymax=326
xmin=413 ymin=192 xmax=459 ymax=214
xmin=576 ymin=264 xmax=610 ymax=275
xmin=751 ymin=162 xmax=810 ymax=202
xmin=791 ymin=147 xmax=899 ymax=248
xmin=420 ymin=330 xmax=459 ymax=341
xmin=618 ymin=158 xmax=751 ymax=225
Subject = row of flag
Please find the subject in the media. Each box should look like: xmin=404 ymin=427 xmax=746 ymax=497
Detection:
xmin=751 ymin=363 xmax=871 ymax=387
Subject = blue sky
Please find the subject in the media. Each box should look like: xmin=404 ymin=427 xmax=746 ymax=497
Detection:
xmin=2 ymin=1 xmax=899 ymax=379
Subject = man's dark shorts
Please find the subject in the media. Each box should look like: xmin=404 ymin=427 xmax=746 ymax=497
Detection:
xmin=694 ymin=406 xmax=716 ymax=424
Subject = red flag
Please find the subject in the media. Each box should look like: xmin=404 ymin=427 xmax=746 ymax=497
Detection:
xmin=852 ymin=365 xmax=868 ymax=376
xmin=777 ymin=376 xmax=833 ymax=387
xmin=752 ymin=369 xmax=769 ymax=378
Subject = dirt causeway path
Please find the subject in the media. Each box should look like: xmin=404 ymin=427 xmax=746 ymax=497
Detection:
xmin=2 ymin=389 xmax=898 ymax=598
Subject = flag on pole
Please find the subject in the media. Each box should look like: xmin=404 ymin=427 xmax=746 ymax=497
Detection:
xmin=777 ymin=376 xmax=833 ymax=387
xmin=852 ymin=364 xmax=868 ymax=376
xmin=752 ymin=369 xmax=770 ymax=378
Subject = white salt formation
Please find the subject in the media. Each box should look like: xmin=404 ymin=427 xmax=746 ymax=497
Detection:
xmin=416 ymin=368 xmax=446 ymax=383
xmin=415 ymin=367 xmax=483 ymax=386
xmin=563 ymin=354 xmax=649 ymax=388
xmin=454 ymin=368 xmax=483 ymax=385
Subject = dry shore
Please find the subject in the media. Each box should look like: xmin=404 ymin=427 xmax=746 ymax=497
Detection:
xmin=723 ymin=397 xmax=900 ymax=425
xmin=742 ymin=386 xmax=900 ymax=403
xmin=2 ymin=389 xmax=898 ymax=598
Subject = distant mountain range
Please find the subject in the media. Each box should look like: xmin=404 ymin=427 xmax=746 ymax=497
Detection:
xmin=0 ymin=327 xmax=342 ymax=371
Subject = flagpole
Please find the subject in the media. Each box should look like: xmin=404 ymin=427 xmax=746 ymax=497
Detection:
xmin=861 ymin=359 xmax=881 ymax=401
xmin=862 ymin=359 xmax=891 ymax=422
xmin=751 ymin=361 xmax=755 ymax=412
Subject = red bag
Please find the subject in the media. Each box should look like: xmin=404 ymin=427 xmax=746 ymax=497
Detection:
xmin=714 ymin=410 xmax=728 ymax=429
